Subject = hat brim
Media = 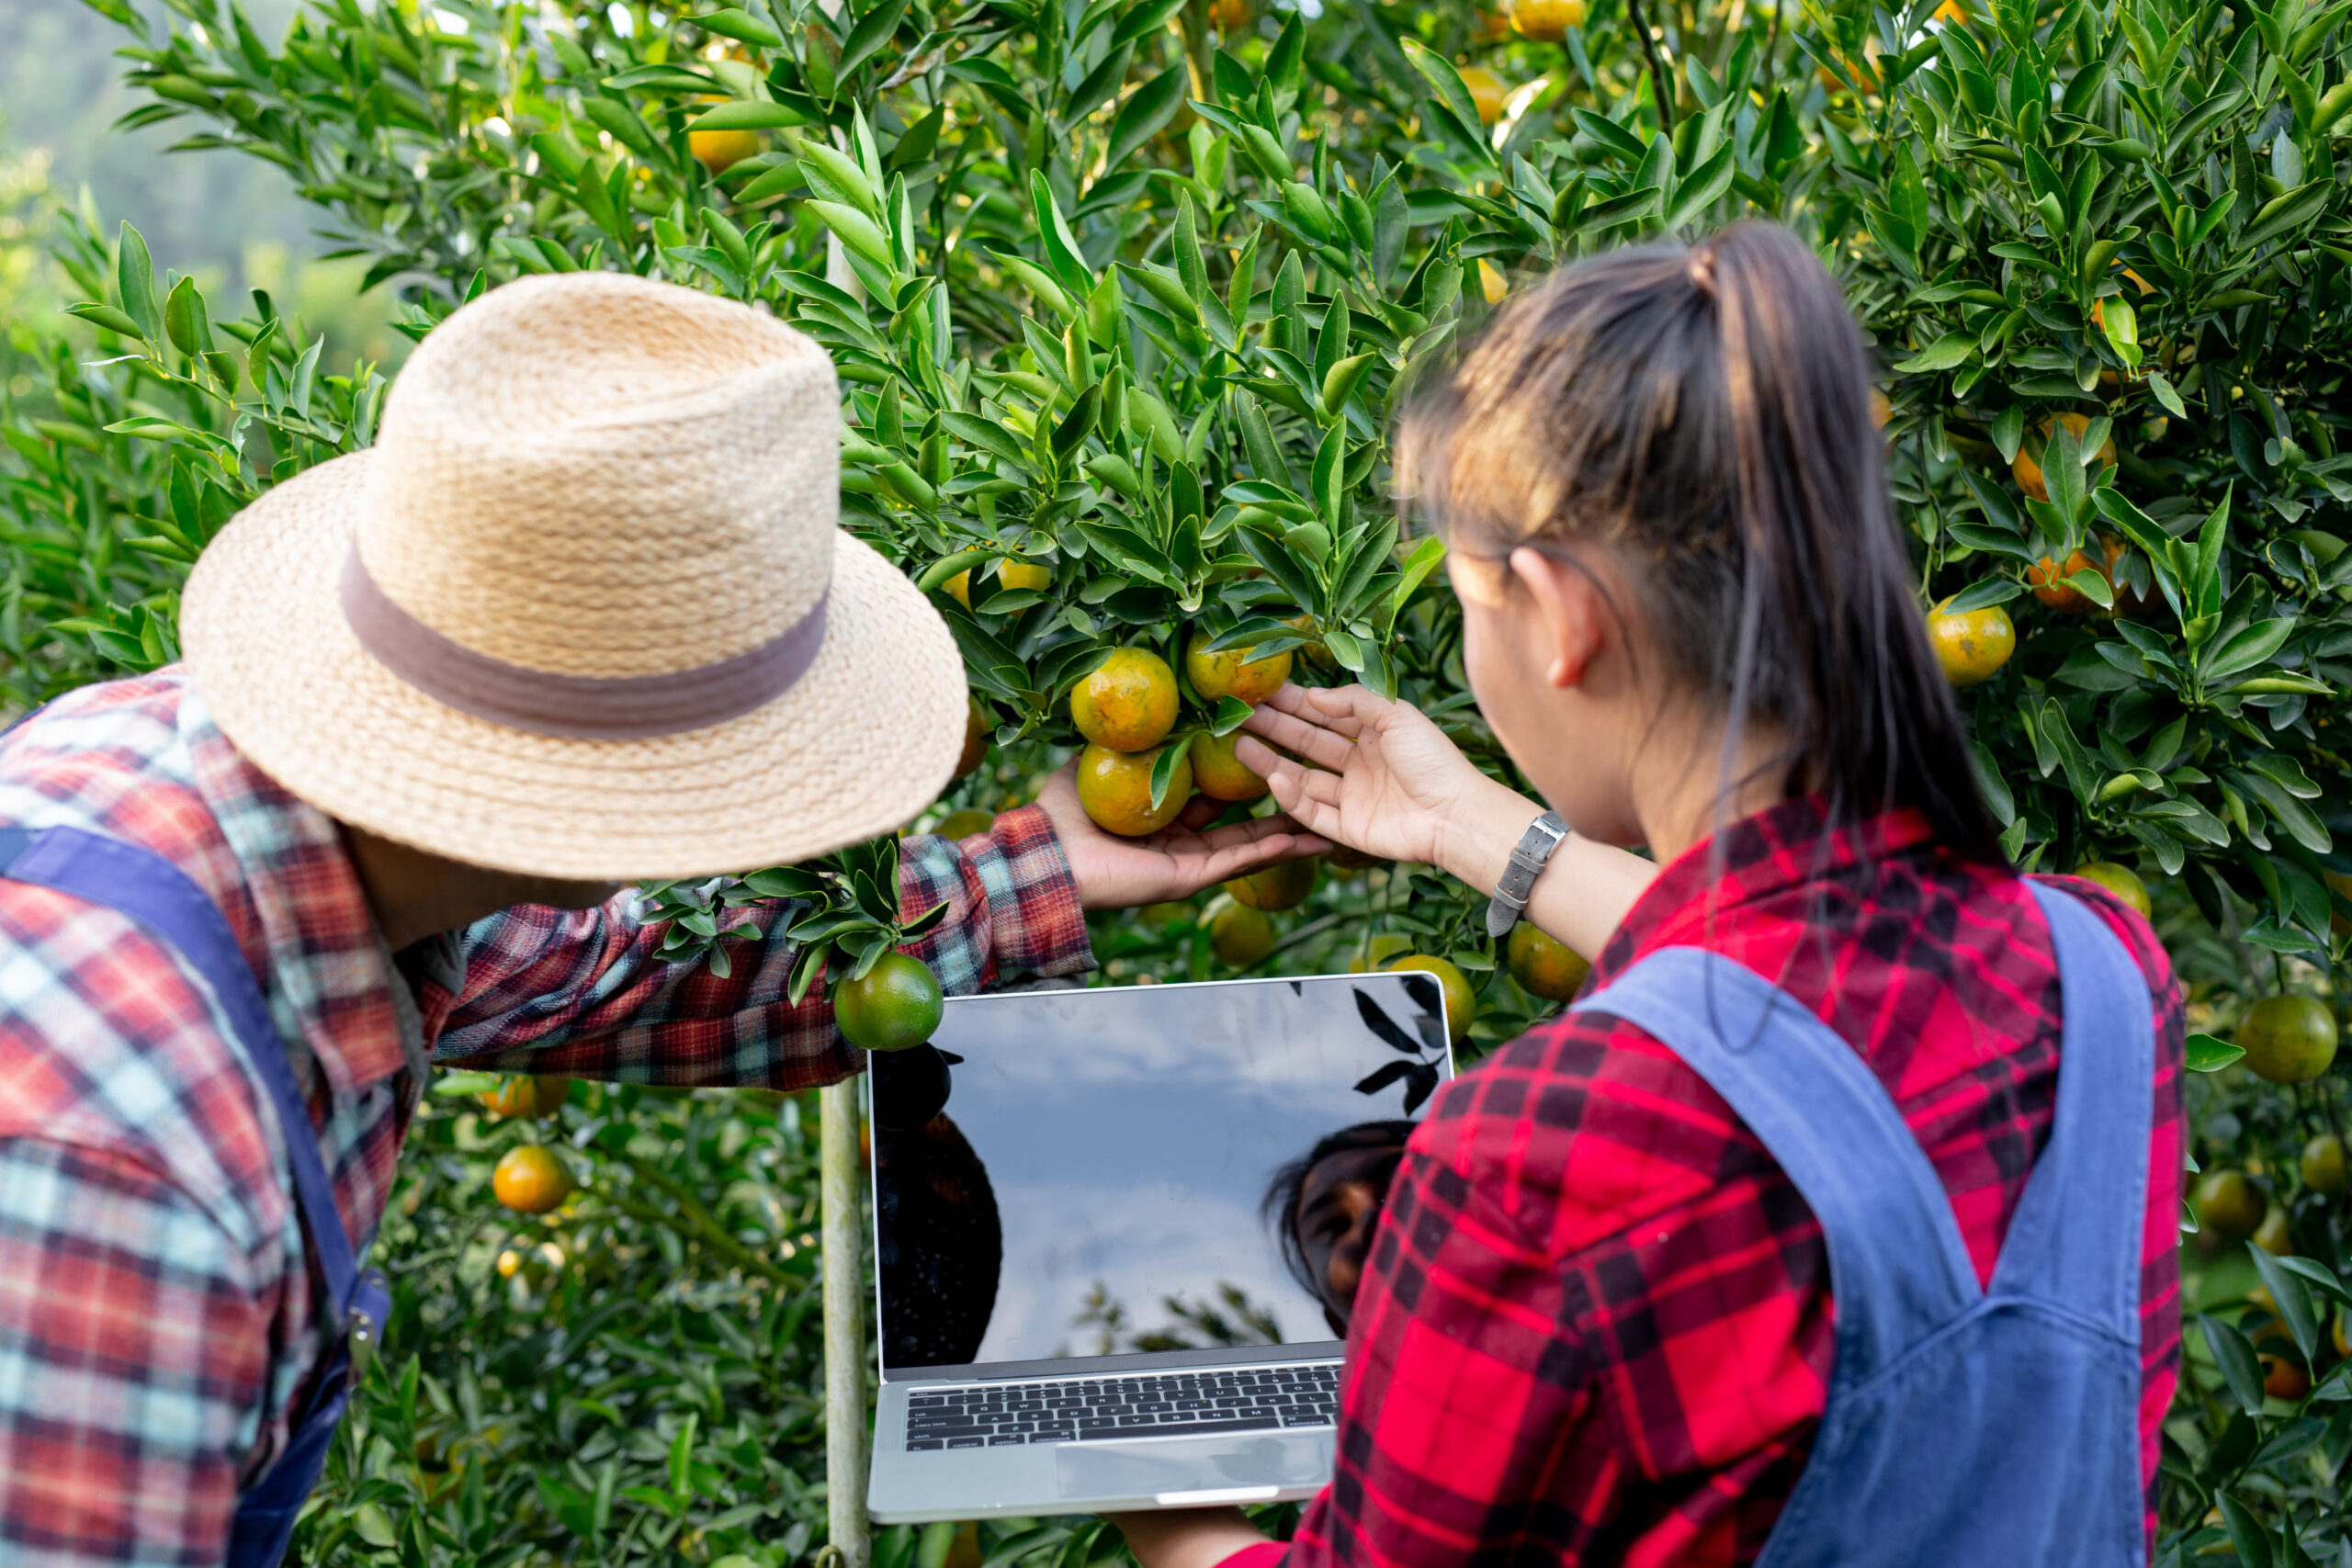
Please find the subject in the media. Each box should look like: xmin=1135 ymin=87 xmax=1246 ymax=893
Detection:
xmin=182 ymin=449 xmax=972 ymax=880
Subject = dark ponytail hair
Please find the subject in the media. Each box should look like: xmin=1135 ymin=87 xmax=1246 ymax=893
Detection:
xmin=1396 ymin=221 xmax=2003 ymax=865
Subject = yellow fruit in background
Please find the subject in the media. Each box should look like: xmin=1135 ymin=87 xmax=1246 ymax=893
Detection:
xmin=2070 ymin=862 xmax=2152 ymax=919
xmin=1209 ymin=0 xmax=1250 ymax=28
xmin=933 ymin=807 xmax=995 ymax=840
xmin=689 ymin=128 xmax=760 ymax=175
xmin=1192 ymin=729 xmax=1270 ymax=801
xmin=1458 ymin=67 xmax=1509 ymax=125
xmin=1510 ymin=0 xmax=1584 ymax=39
xmin=945 ymin=570 xmax=972 ymax=609
xmin=835 ymin=953 xmax=946 ymax=1051
xmin=955 ymin=697 xmax=989 ymax=779
xmin=1186 ymin=634 xmax=1293 ymax=705
xmin=2090 ymin=267 xmax=2155 ymax=332
xmin=1478 ymin=258 xmax=1509 ymax=305
xmin=2253 ymin=1208 xmax=2295 ymax=1257
xmin=2236 ymin=995 xmax=2339 ymax=1084
xmin=1075 ymin=740 xmax=1193 ymax=837
xmin=1209 ymin=903 xmax=1278 ymax=966
xmin=1926 ymin=599 xmax=2016 ymax=687
xmin=492 ymin=1145 xmax=575 ymax=1214
xmin=2195 ymin=1169 xmax=2265 ymax=1237
xmin=480 ymin=1075 xmax=572 ymax=1118
xmin=2026 ymin=535 xmax=2128 ymax=616
xmin=998 ymin=558 xmax=1052 ymax=592
xmin=2013 ymin=412 xmax=2119 ymax=502
xmin=1140 ymin=901 xmax=1194 ymax=931
xmin=1071 ymin=648 xmax=1180 ymax=752
xmin=1507 ymin=922 xmax=1590 ymax=1001
xmin=2299 ymin=1134 xmax=2346 ymax=1196
xmin=1228 ymin=858 xmax=1317 ymax=911
xmin=1387 ymin=954 xmax=1476 ymax=1043
xmin=1931 ymin=0 xmax=1967 ymax=19
xmin=1869 ymin=387 xmax=1892 ymax=428
xmin=2260 ymin=1352 xmax=2309 ymax=1400
xmin=1347 ymin=933 xmax=1415 ymax=973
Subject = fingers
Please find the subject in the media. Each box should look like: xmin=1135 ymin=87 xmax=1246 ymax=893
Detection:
xmin=1259 ymin=682 xmax=1368 ymax=739
xmin=1235 ymin=714 xmax=1352 ymax=776
xmin=1175 ymin=792 xmax=1227 ymax=833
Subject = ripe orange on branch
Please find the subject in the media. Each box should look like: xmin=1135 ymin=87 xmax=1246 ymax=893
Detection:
xmin=480 ymin=1076 xmax=572 ymax=1119
xmin=1457 ymin=68 xmax=1509 ymax=125
xmin=2236 ymin=994 xmax=2338 ymax=1084
xmin=1507 ymin=922 xmax=1589 ymax=1001
xmin=1209 ymin=903 xmax=1277 ymax=965
xmin=1509 ymin=0 xmax=1584 ymax=39
xmin=1075 ymin=740 xmax=1193 ymax=836
xmin=493 ymin=1145 xmax=575 ymax=1214
xmin=1926 ymin=598 xmax=2015 ymax=686
xmin=1186 ymin=633 xmax=1292 ymax=705
xmin=1227 ymin=858 xmax=1317 ymax=911
xmin=2026 ymin=535 xmax=2126 ymax=615
xmin=1387 ymin=954 xmax=1476 ymax=1043
xmin=1191 ymin=729 xmax=1270 ymax=801
xmin=1071 ymin=647 xmax=1179 ymax=752
xmin=689 ymin=129 xmax=760 ymax=175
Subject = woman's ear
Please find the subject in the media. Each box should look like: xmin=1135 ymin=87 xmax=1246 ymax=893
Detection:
xmin=1509 ymin=546 xmax=1611 ymax=690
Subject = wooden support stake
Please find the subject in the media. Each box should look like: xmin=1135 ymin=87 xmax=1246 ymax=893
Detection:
xmin=820 ymin=1075 xmax=871 ymax=1568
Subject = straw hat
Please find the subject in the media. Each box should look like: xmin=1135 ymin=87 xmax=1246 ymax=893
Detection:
xmin=182 ymin=272 xmax=968 ymax=880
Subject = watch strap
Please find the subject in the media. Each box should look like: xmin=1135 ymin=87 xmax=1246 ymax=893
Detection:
xmin=1484 ymin=810 xmax=1570 ymax=940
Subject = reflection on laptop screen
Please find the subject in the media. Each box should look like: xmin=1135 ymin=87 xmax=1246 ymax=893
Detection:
xmin=873 ymin=972 xmax=1452 ymax=1376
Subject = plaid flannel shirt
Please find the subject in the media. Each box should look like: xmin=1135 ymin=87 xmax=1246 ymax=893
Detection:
xmin=1240 ymin=798 xmax=2182 ymax=1568
xmin=0 ymin=669 xmax=1091 ymax=1566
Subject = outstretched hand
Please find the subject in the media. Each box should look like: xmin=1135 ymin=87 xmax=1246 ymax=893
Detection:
xmin=1233 ymin=684 xmax=1510 ymax=870
xmin=1031 ymin=761 xmax=1329 ymax=910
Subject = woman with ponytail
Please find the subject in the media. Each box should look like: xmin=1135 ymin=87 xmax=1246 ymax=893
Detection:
xmin=1113 ymin=223 xmax=2182 ymax=1567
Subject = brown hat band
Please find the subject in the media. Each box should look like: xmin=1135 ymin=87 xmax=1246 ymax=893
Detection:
xmin=338 ymin=546 xmax=830 ymax=740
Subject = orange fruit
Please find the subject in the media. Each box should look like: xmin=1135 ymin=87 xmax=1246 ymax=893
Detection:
xmin=933 ymin=807 xmax=995 ymax=839
xmin=945 ymin=570 xmax=972 ymax=609
xmin=1209 ymin=0 xmax=1250 ymax=28
xmin=1458 ymin=67 xmax=1509 ymax=125
xmin=2299 ymin=1134 xmax=2346 ymax=1196
xmin=835 ymin=953 xmax=945 ymax=1051
xmin=2236 ymin=994 xmax=2338 ymax=1084
xmin=1931 ymin=0 xmax=1966 ymax=18
xmin=1509 ymin=0 xmax=1584 ymax=39
xmin=492 ymin=1145 xmax=576 ymax=1214
xmin=2012 ymin=412 xmax=2119 ymax=502
xmin=1186 ymin=634 xmax=1293 ymax=706
xmin=480 ymin=1076 xmax=572 ymax=1118
xmin=998 ymin=558 xmax=1051 ymax=592
xmin=1869 ymin=387 xmax=1892 ymax=429
xmin=1075 ymin=740 xmax=1193 ymax=837
xmin=1926 ymin=599 xmax=2015 ymax=686
xmin=955 ymin=697 xmax=989 ymax=779
xmin=1191 ymin=729 xmax=1270 ymax=801
xmin=1227 ymin=858 xmax=1317 ymax=911
xmin=1478 ymin=258 xmax=1509 ymax=305
xmin=1209 ymin=903 xmax=1278 ymax=966
xmin=2260 ymin=1352 xmax=2310 ymax=1401
xmin=2090 ymin=267 xmax=2154 ymax=332
xmin=2254 ymin=1208 xmax=2295 ymax=1257
xmin=1347 ymin=933 xmax=1415 ymax=973
xmin=1139 ymin=901 xmax=1194 ymax=931
xmin=1387 ymin=954 xmax=1475 ymax=1043
xmin=2070 ymin=862 xmax=2151 ymax=919
xmin=1507 ymin=922 xmax=1590 ymax=1001
xmin=1472 ymin=8 xmax=1511 ymax=40
xmin=2195 ymin=1169 xmax=2265 ymax=1237
xmin=1071 ymin=648 xmax=1179 ymax=752
xmin=2026 ymin=535 xmax=2126 ymax=615
xmin=2336 ymin=1312 xmax=2349 ymax=1359
xmin=689 ymin=129 xmax=760 ymax=175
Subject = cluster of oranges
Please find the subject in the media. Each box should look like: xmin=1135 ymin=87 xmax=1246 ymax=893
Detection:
xmin=1070 ymin=631 xmax=1294 ymax=837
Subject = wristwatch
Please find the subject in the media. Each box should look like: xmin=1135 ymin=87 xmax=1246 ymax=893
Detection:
xmin=1484 ymin=810 xmax=1570 ymax=940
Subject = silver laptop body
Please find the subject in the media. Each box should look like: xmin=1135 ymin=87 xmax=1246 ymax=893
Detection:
xmin=866 ymin=970 xmax=1454 ymax=1522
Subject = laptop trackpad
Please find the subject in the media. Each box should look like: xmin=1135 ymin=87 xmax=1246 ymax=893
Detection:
xmin=1057 ymin=1429 xmax=1334 ymax=1503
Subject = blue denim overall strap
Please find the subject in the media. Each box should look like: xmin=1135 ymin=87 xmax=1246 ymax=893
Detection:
xmin=1578 ymin=883 xmax=2150 ymax=1567
xmin=0 ymin=824 xmax=390 ymax=1568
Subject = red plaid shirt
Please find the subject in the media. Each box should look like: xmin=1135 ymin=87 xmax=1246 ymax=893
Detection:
xmin=0 ymin=669 xmax=1091 ymax=1564
xmin=1242 ymin=798 xmax=2182 ymax=1568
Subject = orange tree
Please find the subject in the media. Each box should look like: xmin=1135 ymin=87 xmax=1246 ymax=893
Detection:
xmin=5 ymin=0 xmax=2352 ymax=1554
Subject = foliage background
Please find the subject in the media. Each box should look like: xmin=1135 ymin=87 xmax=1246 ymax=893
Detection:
xmin=3 ymin=0 xmax=2352 ymax=1559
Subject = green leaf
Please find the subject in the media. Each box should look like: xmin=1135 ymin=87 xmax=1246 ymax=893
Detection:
xmin=1052 ymin=383 xmax=1101 ymax=459
xmin=2227 ymin=768 xmax=2332 ymax=853
xmin=1210 ymin=696 xmax=1254 ymax=737
xmin=691 ymin=99 xmax=809 ymax=130
xmin=2249 ymin=1247 xmax=2322 ymax=1364
xmin=2240 ymin=177 xmax=2332 ymax=250
xmin=835 ymin=0 xmax=909 ymax=80
xmin=1148 ymin=731 xmax=1195 ymax=812
xmin=808 ymin=200 xmax=894 ymax=271
xmin=2184 ymin=1033 xmax=2245 ymax=1071
xmin=162 ymin=275 xmax=212 ymax=357
xmin=1105 ymin=67 xmax=1185 ymax=174
xmin=2203 ymin=617 xmax=2296 ymax=682
xmin=697 ymin=8 xmax=785 ymax=47
xmin=1030 ymin=169 xmax=1092 ymax=295
xmin=64 ymin=301 xmax=147 ymax=341
xmin=2200 ymin=1314 xmax=2269 ymax=1416
xmin=115 ymin=221 xmax=159 ymax=344
xmin=1892 ymin=333 xmax=1974 ymax=373
xmin=1663 ymin=144 xmax=1736 ymax=231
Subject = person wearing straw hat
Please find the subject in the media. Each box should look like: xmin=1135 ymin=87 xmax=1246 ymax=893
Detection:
xmin=0 ymin=273 xmax=1317 ymax=1568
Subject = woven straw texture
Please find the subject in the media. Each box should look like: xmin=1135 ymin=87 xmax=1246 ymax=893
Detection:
xmin=181 ymin=274 xmax=967 ymax=879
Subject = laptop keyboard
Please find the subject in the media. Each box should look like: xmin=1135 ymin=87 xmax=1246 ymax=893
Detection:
xmin=903 ymin=1363 xmax=1341 ymax=1449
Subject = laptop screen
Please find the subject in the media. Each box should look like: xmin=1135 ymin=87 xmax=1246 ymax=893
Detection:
xmin=872 ymin=971 xmax=1454 ymax=1378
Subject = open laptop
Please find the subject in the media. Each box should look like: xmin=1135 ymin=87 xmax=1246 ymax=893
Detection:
xmin=865 ymin=970 xmax=1455 ymax=1522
